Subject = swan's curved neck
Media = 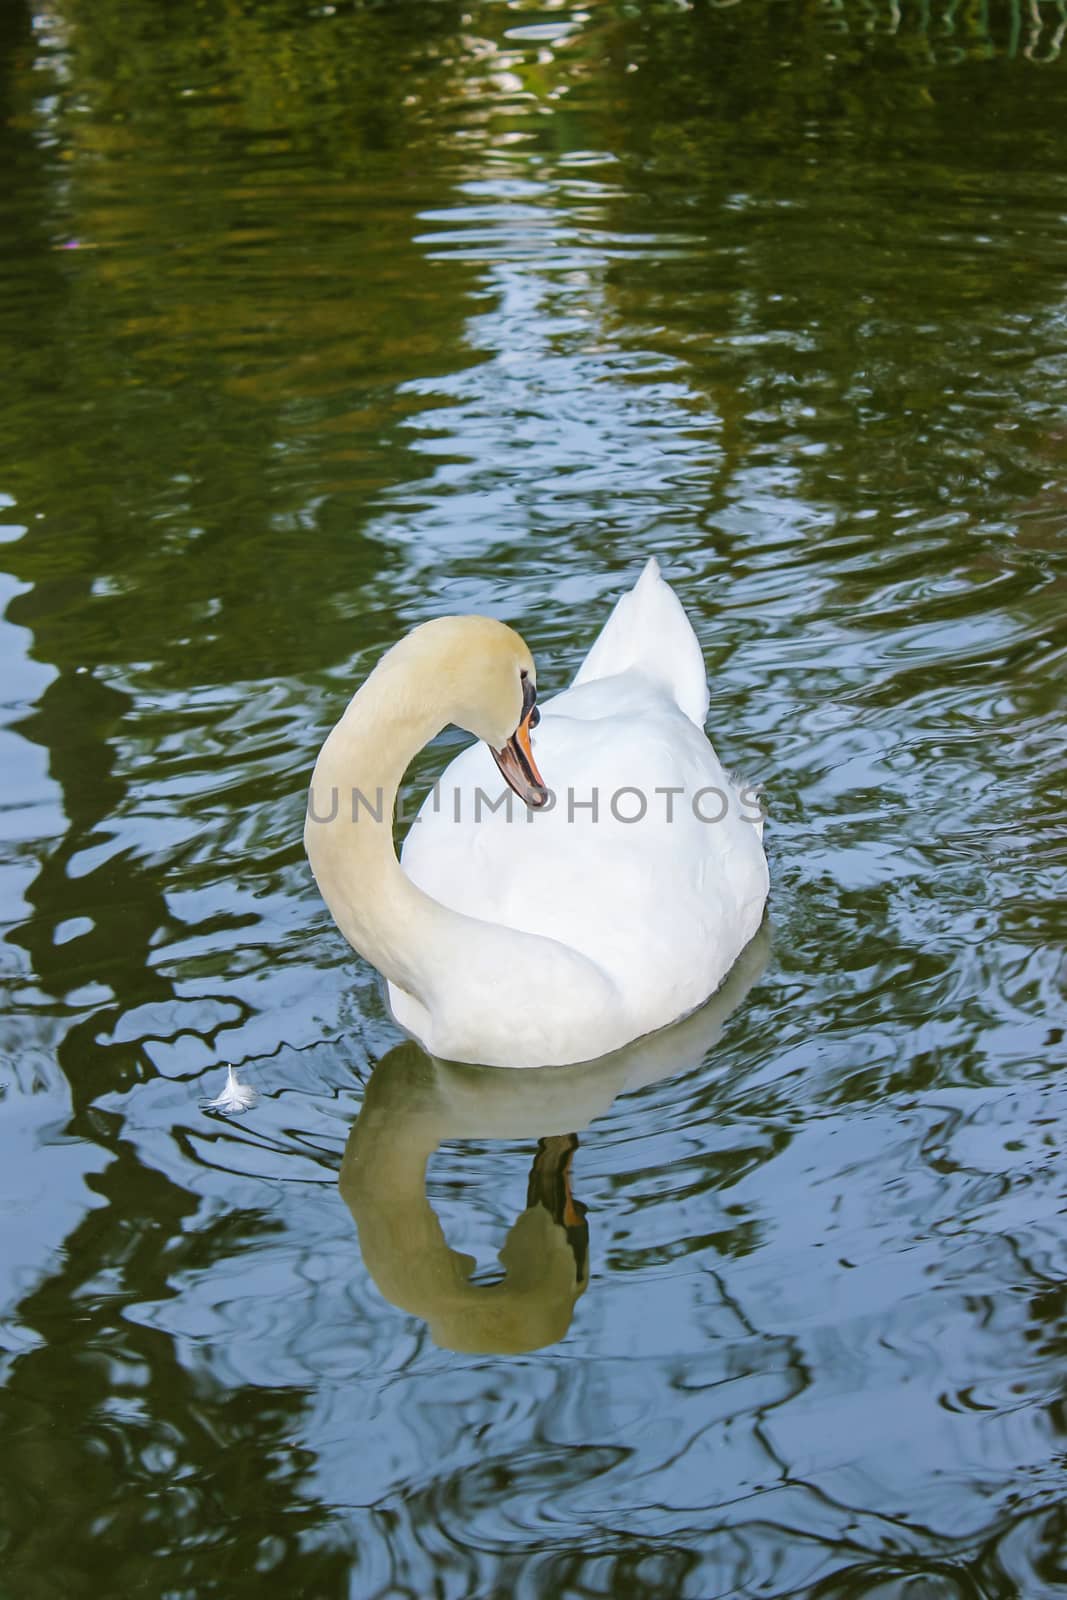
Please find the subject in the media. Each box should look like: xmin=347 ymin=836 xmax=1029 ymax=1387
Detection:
xmin=304 ymin=651 xmax=460 ymax=1003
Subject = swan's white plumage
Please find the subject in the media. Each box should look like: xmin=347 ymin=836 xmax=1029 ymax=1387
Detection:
xmin=388 ymin=558 xmax=768 ymax=1063
xmin=571 ymin=556 xmax=710 ymax=726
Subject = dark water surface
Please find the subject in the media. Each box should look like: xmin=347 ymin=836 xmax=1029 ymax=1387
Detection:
xmin=2 ymin=2 xmax=1066 ymax=1595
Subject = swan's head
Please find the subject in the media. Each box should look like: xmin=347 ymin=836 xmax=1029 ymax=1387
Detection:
xmin=393 ymin=616 xmax=549 ymax=808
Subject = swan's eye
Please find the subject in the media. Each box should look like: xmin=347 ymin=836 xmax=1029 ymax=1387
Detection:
xmin=528 ymin=705 xmax=541 ymax=728
xmin=520 ymin=670 xmax=538 ymax=725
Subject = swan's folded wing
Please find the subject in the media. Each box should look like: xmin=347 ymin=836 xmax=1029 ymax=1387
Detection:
xmin=570 ymin=557 xmax=709 ymax=728
xmin=399 ymin=689 xmax=768 ymax=1027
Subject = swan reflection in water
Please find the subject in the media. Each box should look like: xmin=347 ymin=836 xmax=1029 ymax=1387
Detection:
xmin=339 ymin=923 xmax=770 ymax=1355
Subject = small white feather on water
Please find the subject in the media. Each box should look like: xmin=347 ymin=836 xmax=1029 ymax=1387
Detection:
xmin=207 ymin=1064 xmax=257 ymax=1114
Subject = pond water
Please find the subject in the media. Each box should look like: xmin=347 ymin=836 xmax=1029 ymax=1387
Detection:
xmin=1 ymin=2 xmax=1065 ymax=1596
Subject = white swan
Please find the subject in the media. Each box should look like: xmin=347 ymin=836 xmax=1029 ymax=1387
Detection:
xmin=305 ymin=558 xmax=769 ymax=1067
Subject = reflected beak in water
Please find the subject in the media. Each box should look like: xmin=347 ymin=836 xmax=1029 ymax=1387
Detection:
xmin=492 ymin=681 xmax=549 ymax=809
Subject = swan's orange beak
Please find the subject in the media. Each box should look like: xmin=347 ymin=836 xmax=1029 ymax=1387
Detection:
xmin=492 ymin=701 xmax=548 ymax=809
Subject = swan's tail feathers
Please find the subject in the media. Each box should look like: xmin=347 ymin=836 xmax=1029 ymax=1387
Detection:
xmin=571 ymin=556 xmax=709 ymax=726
